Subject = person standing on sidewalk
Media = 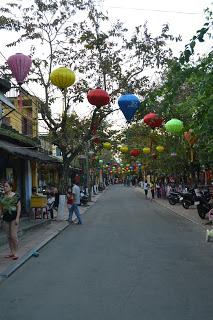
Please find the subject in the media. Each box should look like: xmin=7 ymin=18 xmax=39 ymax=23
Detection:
xmin=68 ymin=182 xmax=83 ymax=225
xmin=150 ymin=181 xmax=155 ymax=200
xmin=0 ymin=181 xmax=21 ymax=260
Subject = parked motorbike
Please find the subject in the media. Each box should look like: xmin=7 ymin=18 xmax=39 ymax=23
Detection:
xmin=182 ymin=188 xmax=197 ymax=209
xmin=196 ymin=190 xmax=211 ymax=219
xmin=168 ymin=191 xmax=183 ymax=205
xmin=80 ymin=191 xmax=89 ymax=206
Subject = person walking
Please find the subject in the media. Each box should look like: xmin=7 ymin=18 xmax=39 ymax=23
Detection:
xmin=68 ymin=182 xmax=83 ymax=225
xmin=143 ymin=180 xmax=149 ymax=199
xmin=0 ymin=181 xmax=21 ymax=260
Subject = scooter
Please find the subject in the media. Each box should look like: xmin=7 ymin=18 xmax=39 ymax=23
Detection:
xmin=80 ymin=191 xmax=89 ymax=206
xmin=168 ymin=191 xmax=183 ymax=205
xmin=182 ymin=188 xmax=197 ymax=209
xmin=196 ymin=190 xmax=211 ymax=219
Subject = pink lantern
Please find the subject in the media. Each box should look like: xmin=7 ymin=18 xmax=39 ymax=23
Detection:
xmin=7 ymin=53 xmax=32 ymax=112
xmin=7 ymin=53 xmax=32 ymax=85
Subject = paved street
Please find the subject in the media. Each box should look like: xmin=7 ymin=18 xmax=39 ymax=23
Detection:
xmin=0 ymin=185 xmax=213 ymax=320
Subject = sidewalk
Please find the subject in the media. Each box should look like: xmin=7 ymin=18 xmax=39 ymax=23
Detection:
xmin=136 ymin=187 xmax=211 ymax=230
xmin=0 ymin=191 xmax=105 ymax=282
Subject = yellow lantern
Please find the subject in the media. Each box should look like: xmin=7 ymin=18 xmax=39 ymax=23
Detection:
xmin=156 ymin=145 xmax=164 ymax=153
xmin=50 ymin=67 xmax=75 ymax=90
xmin=120 ymin=145 xmax=129 ymax=153
xmin=143 ymin=147 xmax=150 ymax=154
xmin=103 ymin=142 xmax=112 ymax=150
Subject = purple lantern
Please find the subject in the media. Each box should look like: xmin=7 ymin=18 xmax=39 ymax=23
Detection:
xmin=7 ymin=53 xmax=32 ymax=85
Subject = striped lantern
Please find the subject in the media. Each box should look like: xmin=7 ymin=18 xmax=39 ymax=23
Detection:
xmin=7 ymin=53 xmax=32 ymax=85
xmin=143 ymin=147 xmax=151 ymax=154
xmin=50 ymin=67 xmax=75 ymax=90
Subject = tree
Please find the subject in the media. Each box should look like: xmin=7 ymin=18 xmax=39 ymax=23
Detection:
xmin=0 ymin=0 xmax=181 ymax=193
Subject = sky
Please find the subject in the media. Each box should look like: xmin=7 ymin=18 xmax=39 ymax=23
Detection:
xmin=0 ymin=0 xmax=212 ymax=131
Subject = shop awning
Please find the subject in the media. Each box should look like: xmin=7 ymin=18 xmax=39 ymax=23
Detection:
xmin=0 ymin=139 xmax=62 ymax=163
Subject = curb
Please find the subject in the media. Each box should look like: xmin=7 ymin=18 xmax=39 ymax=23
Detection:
xmin=0 ymin=189 xmax=107 ymax=283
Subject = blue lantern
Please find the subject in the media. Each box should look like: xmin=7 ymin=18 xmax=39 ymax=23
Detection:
xmin=118 ymin=93 xmax=141 ymax=123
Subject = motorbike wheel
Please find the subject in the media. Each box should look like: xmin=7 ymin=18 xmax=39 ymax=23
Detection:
xmin=169 ymin=198 xmax=176 ymax=205
xmin=197 ymin=205 xmax=208 ymax=219
xmin=182 ymin=201 xmax=190 ymax=209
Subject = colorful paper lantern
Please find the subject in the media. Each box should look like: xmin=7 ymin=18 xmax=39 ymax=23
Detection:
xmin=50 ymin=67 xmax=75 ymax=89
xmin=165 ymin=119 xmax=183 ymax=134
xmin=156 ymin=145 xmax=164 ymax=153
xmin=118 ymin=93 xmax=141 ymax=123
xmin=143 ymin=147 xmax=151 ymax=154
xmin=87 ymin=87 xmax=110 ymax=107
xmin=143 ymin=113 xmax=163 ymax=128
xmin=130 ymin=149 xmax=141 ymax=157
xmin=120 ymin=145 xmax=129 ymax=153
xmin=7 ymin=53 xmax=32 ymax=85
xmin=103 ymin=142 xmax=112 ymax=150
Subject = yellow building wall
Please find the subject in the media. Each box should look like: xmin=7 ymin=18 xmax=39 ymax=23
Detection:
xmin=2 ymin=95 xmax=39 ymax=138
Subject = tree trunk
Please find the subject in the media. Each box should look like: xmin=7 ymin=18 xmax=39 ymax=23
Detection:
xmin=57 ymin=157 xmax=70 ymax=221
xmin=59 ymin=158 xmax=70 ymax=194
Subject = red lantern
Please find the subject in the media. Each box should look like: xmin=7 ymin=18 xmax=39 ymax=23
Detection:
xmin=143 ymin=113 xmax=163 ymax=128
xmin=130 ymin=149 xmax=141 ymax=157
xmin=87 ymin=87 xmax=110 ymax=107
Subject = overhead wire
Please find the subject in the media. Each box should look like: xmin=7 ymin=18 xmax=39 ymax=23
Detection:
xmin=99 ymin=4 xmax=203 ymax=15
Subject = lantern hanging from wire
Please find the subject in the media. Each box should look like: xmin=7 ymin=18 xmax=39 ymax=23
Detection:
xmin=118 ymin=93 xmax=141 ymax=123
xmin=143 ymin=147 xmax=151 ymax=154
xmin=156 ymin=145 xmax=165 ymax=153
xmin=7 ymin=53 xmax=32 ymax=112
xmin=143 ymin=113 xmax=163 ymax=129
xmin=50 ymin=67 xmax=75 ymax=90
xmin=165 ymin=119 xmax=183 ymax=134
xmin=103 ymin=142 xmax=112 ymax=150
xmin=130 ymin=149 xmax=141 ymax=157
xmin=120 ymin=145 xmax=129 ymax=153
xmin=87 ymin=87 xmax=110 ymax=108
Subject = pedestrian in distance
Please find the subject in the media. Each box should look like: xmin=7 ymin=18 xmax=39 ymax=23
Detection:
xmin=156 ymin=182 xmax=161 ymax=198
xmin=150 ymin=181 xmax=155 ymax=200
xmin=143 ymin=180 xmax=149 ymax=199
xmin=68 ymin=182 xmax=83 ymax=225
xmin=0 ymin=181 xmax=21 ymax=260
xmin=47 ymin=192 xmax=55 ymax=219
xmin=67 ymin=187 xmax=74 ymax=223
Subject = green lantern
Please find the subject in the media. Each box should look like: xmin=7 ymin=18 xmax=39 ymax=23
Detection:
xmin=165 ymin=119 xmax=183 ymax=134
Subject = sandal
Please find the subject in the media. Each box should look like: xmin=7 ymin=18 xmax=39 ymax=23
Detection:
xmin=4 ymin=254 xmax=14 ymax=258
xmin=12 ymin=256 xmax=19 ymax=260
